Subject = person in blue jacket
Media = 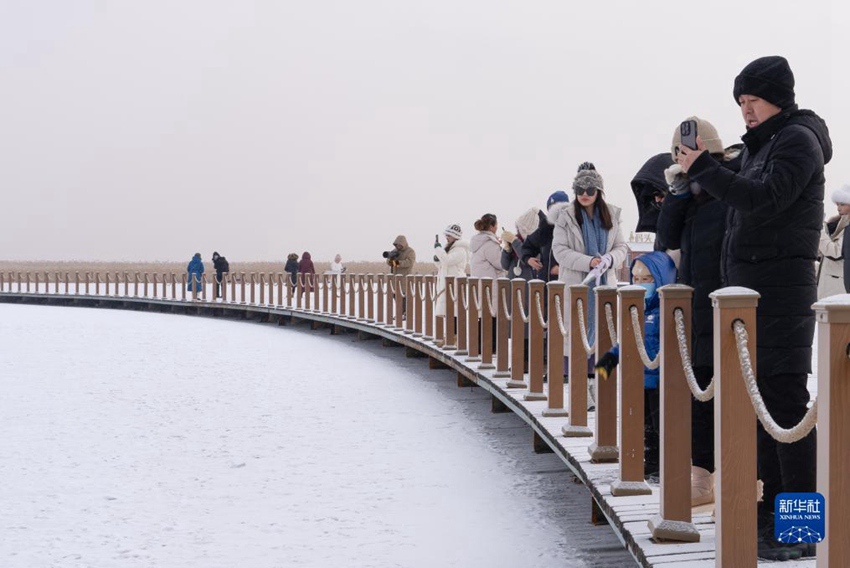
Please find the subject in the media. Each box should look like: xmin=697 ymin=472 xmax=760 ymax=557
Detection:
xmin=187 ymin=252 xmax=204 ymax=294
xmin=594 ymin=250 xmax=677 ymax=480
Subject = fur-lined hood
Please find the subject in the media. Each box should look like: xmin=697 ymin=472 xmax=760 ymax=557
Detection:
xmin=545 ymin=201 xmax=572 ymax=226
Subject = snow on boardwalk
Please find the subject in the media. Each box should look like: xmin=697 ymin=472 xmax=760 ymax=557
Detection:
xmin=0 ymin=303 xmax=632 ymax=568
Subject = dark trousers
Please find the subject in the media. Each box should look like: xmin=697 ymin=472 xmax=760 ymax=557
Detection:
xmin=645 ymin=388 xmax=660 ymax=477
xmin=757 ymin=372 xmax=816 ymax=512
xmin=691 ymin=366 xmax=715 ymax=472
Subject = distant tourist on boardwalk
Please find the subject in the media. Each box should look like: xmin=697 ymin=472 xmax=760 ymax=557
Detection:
xmin=522 ymin=191 xmax=570 ymax=282
xmin=676 ymin=55 xmax=831 ymax=561
xmin=433 ymin=224 xmax=470 ymax=319
xmin=470 ymin=213 xmax=506 ymax=279
xmin=298 ymin=252 xmax=316 ymax=293
xmin=386 ymin=235 xmax=416 ymax=276
xmin=551 ymin=162 xmax=628 ymax=374
xmin=817 ymin=185 xmax=850 ymax=299
xmin=328 ymin=254 xmax=346 ymax=275
xmin=187 ymin=253 xmax=204 ymax=294
xmin=284 ymin=253 xmax=299 ymax=287
xmin=211 ymin=251 xmax=229 ymax=298
xmin=501 ymin=207 xmax=540 ymax=280
xmin=655 ymin=117 xmax=740 ymax=506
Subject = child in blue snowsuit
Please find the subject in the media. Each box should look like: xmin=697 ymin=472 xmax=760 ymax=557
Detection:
xmin=595 ymin=250 xmax=677 ymax=479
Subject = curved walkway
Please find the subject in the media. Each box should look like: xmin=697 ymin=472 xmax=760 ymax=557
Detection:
xmin=0 ymin=292 xmax=817 ymax=567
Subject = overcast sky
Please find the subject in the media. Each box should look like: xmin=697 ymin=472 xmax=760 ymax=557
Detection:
xmin=1 ymin=1 xmax=845 ymax=263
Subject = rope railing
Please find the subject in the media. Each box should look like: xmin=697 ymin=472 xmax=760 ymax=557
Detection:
xmin=673 ymin=308 xmax=715 ymax=402
xmin=733 ymin=319 xmax=818 ymax=444
xmin=484 ymin=286 xmax=497 ymax=318
xmin=461 ymin=284 xmax=468 ymax=310
xmin=472 ymin=285 xmax=481 ymax=313
xmin=501 ymin=287 xmax=511 ymax=321
xmin=448 ymin=281 xmax=456 ymax=303
xmin=553 ymin=295 xmax=567 ymax=337
xmin=574 ymin=298 xmax=593 ymax=355
xmin=534 ymin=291 xmax=547 ymax=330
xmin=629 ymin=305 xmax=660 ymax=370
xmin=514 ymin=289 xmax=529 ymax=323
xmin=604 ymin=302 xmax=618 ymax=345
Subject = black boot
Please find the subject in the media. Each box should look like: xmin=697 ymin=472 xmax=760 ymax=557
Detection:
xmin=757 ymin=506 xmax=803 ymax=561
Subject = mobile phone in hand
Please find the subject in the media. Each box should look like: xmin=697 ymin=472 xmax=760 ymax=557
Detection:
xmin=680 ymin=119 xmax=698 ymax=150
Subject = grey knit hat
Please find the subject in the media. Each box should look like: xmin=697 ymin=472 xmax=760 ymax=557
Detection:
xmin=572 ymin=162 xmax=604 ymax=193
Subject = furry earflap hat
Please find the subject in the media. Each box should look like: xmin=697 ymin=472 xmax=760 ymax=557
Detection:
xmin=444 ymin=224 xmax=463 ymax=240
xmin=572 ymin=162 xmax=603 ymax=193
xmin=733 ymin=55 xmax=796 ymax=110
xmin=831 ymin=185 xmax=850 ymax=206
xmin=670 ymin=117 xmax=724 ymax=158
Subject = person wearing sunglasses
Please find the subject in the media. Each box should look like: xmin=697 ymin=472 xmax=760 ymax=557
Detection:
xmin=551 ymin=162 xmax=629 ymax=377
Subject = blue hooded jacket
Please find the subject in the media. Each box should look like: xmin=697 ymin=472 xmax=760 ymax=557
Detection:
xmin=608 ymin=251 xmax=677 ymax=388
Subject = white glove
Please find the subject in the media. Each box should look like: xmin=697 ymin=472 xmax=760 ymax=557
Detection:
xmin=582 ymin=264 xmax=605 ymax=287
xmin=596 ymin=253 xmax=613 ymax=273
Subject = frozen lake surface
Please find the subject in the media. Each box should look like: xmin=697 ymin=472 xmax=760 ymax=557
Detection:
xmin=0 ymin=304 xmax=634 ymax=568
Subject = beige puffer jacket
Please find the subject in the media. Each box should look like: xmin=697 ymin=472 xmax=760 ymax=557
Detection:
xmin=817 ymin=215 xmax=849 ymax=299
xmin=392 ymin=235 xmax=417 ymax=276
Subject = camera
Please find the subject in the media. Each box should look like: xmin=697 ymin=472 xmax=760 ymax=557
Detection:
xmin=382 ymin=249 xmax=400 ymax=260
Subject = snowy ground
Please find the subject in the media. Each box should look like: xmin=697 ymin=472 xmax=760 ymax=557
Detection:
xmin=0 ymin=304 xmax=634 ymax=568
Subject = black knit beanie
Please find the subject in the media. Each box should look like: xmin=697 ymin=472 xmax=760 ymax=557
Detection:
xmin=733 ymin=56 xmax=795 ymax=109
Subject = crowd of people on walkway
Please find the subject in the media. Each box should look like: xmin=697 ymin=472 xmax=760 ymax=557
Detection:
xmin=384 ymin=55 xmax=837 ymax=561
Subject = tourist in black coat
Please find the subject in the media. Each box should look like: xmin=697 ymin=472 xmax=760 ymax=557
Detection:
xmin=656 ymin=117 xmax=738 ymax=481
xmin=677 ymin=56 xmax=831 ymax=558
xmin=211 ymin=251 xmax=229 ymax=298
xmin=631 ymin=153 xmax=674 ymax=234
xmin=521 ymin=191 xmax=569 ymax=282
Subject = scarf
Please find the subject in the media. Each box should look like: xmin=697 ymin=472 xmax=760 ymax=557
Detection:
xmin=580 ymin=208 xmax=609 ymax=345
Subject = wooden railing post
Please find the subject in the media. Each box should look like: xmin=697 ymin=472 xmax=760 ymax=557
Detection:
xmin=191 ymin=272 xmax=198 ymax=301
xmin=375 ymin=274 xmax=385 ymax=324
xmin=304 ymin=274 xmax=312 ymax=311
xmin=349 ymin=273 xmax=358 ymax=319
xmin=339 ymin=274 xmax=348 ymax=317
xmin=358 ymin=274 xmax=367 ymax=321
xmin=393 ymin=275 xmax=403 ymax=329
xmin=181 ymin=273 xmax=187 ymax=301
xmin=412 ymin=275 xmax=423 ymax=336
xmin=65 ymin=272 xmax=70 ymax=295
xmin=313 ymin=272 xmax=320 ymax=312
xmin=248 ymin=273 xmax=255 ymax=305
xmin=368 ymin=274 xmax=376 ymax=323
xmin=141 ymin=273 xmax=148 ymax=298
xmin=83 ymin=272 xmax=89 ymax=295
xmin=543 ymin=281 xmax=569 ymax=417
xmin=403 ymin=275 xmax=415 ymax=333
xmin=424 ymin=276 xmax=434 ymax=339
xmin=465 ymin=277 xmax=481 ymax=362
xmin=611 ymin=285 xmax=651 ymax=495
xmin=506 ymin=279 xmax=527 ymax=389
xmin=564 ymin=285 xmax=592 ymax=437
xmin=524 ymin=279 xmax=547 ymax=401
xmin=221 ymin=274 xmax=228 ymax=303
xmin=649 ymin=284 xmax=699 ymax=542
xmin=74 ymin=272 xmax=80 ymax=296
xmin=26 ymin=272 xmax=32 ymax=294
xmin=320 ymin=274 xmax=328 ymax=314
xmin=258 ymin=273 xmax=265 ymax=305
xmin=171 ymin=273 xmax=177 ymax=300
xmin=814 ymin=294 xmax=850 ymax=567
xmin=589 ymin=285 xmax=619 ymax=461
xmin=711 ymin=287 xmax=759 ymax=567
xmin=442 ymin=276 xmax=457 ymax=350
xmin=294 ymin=273 xmax=303 ymax=309
xmin=478 ymin=278 xmax=495 ymax=370
xmin=493 ymin=278 xmax=511 ymax=377
xmin=34 ymin=272 xmax=40 ymax=294
xmin=134 ymin=272 xmax=141 ymax=298
xmin=455 ymin=276 xmax=469 ymax=354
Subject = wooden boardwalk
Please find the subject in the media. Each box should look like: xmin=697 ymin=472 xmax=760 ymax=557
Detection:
xmin=0 ymin=292 xmax=819 ymax=567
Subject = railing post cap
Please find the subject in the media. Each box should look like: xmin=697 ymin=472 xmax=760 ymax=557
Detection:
xmin=710 ymin=286 xmax=760 ymax=307
xmin=659 ymin=283 xmax=694 ymax=299
xmin=568 ymin=283 xmax=589 ymax=291
xmin=618 ymin=285 xmax=646 ymax=298
xmin=495 ymin=276 xmax=511 ymax=282
xmin=528 ymin=278 xmax=546 ymax=285
xmin=593 ymin=284 xmax=617 ymax=293
xmin=813 ymin=294 xmax=850 ymax=322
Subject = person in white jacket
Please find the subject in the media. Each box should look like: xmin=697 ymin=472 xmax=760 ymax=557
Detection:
xmin=434 ymin=223 xmax=470 ymax=318
xmin=552 ymin=162 xmax=629 ymax=372
xmin=818 ymin=185 xmax=850 ymax=299
xmin=470 ymin=213 xmax=507 ymax=279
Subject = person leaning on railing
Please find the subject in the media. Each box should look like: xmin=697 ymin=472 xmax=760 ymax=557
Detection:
xmin=676 ymin=55 xmax=831 ymax=561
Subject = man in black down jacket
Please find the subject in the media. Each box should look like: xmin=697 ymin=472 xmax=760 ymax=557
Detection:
xmin=677 ymin=56 xmax=831 ymax=559
xmin=211 ymin=251 xmax=229 ymax=298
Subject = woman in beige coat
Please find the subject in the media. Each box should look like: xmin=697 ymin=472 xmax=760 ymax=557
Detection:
xmin=818 ymin=185 xmax=850 ymax=299
xmin=552 ymin=163 xmax=629 ymax=370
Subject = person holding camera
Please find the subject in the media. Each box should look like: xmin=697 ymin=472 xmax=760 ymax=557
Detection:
xmin=434 ymin=224 xmax=470 ymax=319
xmin=676 ymin=55 xmax=831 ymax=561
xmin=655 ymin=117 xmax=740 ymax=507
xmin=385 ymin=235 xmax=416 ymax=276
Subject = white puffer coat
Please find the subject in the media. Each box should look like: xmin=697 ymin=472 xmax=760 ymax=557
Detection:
xmin=470 ymin=231 xmax=506 ymax=279
xmin=817 ymin=215 xmax=849 ymax=299
xmin=550 ymin=202 xmax=629 ymax=345
xmin=434 ymin=240 xmax=470 ymax=316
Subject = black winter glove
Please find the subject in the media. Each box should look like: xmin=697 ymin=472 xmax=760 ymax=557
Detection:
xmin=595 ymin=351 xmax=619 ymax=381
